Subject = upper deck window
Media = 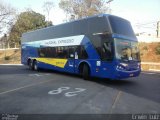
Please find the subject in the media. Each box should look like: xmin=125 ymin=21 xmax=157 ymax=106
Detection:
xmin=109 ymin=16 xmax=135 ymax=38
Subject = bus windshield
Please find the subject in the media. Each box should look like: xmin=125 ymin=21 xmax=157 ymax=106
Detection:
xmin=109 ymin=16 xmax=136 ymax=38
xmin=114 ymin=38 xmax=140 ymax=62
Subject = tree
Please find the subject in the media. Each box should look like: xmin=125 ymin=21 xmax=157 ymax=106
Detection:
xmin=0 ymin=0 xmax=16 ymax=33
xmin=43 ymin=1 xmax=54 ymax=25
xmin=59 ymin=0 xmax=108 ymax=20
xmin=8 ymin=10 xmax=52 ymax=47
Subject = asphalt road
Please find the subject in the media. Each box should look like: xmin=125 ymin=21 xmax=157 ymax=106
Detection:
xmin=0 ymin=65 xmax=160 ymax=115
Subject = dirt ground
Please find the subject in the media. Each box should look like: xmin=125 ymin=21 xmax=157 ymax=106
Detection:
xmin=0 ymin=49 xmax=21 ymax=64
xmin=139 ymin=42 xmax=160 ymax=62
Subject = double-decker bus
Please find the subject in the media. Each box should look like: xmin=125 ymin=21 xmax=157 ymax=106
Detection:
xmin=21 ymin=14 xmax=141 ymax=80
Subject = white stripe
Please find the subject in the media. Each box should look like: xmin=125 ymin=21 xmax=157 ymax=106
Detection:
xmin=0 ymin=48 xmax=20 ymax=50
xmin=141 ymin=72 xmax=159 ymax=75
xmin=141 ymin=62 xmax=160 ymax=65
xmin=149 ymin=69 xmax=160 ymax=72
xmin=0 ymin=64 xmax=23 ymax=66
xmin=23 ymin=35 xmax=85 ymax=47
xmin=0 ymin=80 xmax=52 ymax=95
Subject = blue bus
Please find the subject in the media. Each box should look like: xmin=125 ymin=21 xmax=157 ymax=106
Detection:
xmin=21 ymin=14 xmax=141 ymax=80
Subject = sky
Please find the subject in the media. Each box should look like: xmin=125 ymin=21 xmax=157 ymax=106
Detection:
xmin=2 ymin=0 xmax=160 ymax=35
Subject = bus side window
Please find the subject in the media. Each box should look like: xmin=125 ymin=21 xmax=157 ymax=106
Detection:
xmin=63 ymin=47 xmax=68 ymax=58
xmin=46 ymin=48 xmax=50 ymax=57
xmin=68 ymin=46 xmax=75 ymax=58
xmin=101 ymin=41 xmax=113 ymax=61
xmin=56 ymin=46 xmax=68 ymax=58
xmin=76 ymin=46 xmax=88 ymax=59
xmin=38 ymin=48 xmax=45 ymax=57
xmin=51 ymin=47 xmax=56 ymax=58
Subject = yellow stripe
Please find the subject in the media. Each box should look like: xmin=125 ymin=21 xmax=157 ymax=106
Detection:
xmin=34 ymin=58 xmax=67 ymax=68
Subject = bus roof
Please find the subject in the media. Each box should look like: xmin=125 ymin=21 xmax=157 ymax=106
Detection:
xmin=21 ymin=14 xmax=135 ymax=43
xmin=22 ymin=14 xmax=110 ymax=34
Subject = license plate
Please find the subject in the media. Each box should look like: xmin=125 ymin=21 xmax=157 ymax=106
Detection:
xmin=130 ymin=74 xmax=134 ymax=77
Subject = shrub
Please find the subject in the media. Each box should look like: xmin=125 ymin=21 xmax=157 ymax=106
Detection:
xmin=143 ymin=46 xmax=148 ymax=51
xmin=4 ymin=56 xmax=10 ymax=60
xmin=14 ymin=49 xmax=19 ymax=53
xmin=155 ymin=44 xmax=160 ymax=55
xmin=140 ymin=53 xmax=143 ymax=56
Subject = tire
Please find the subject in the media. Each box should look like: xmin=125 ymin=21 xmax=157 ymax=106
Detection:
xmin=33 ymin=60 xmax=39 ymax=71
xmin=82 ymin=64 xmax=90 ymax=80
xmin=28 ymin=60 xmax=33 ymax=70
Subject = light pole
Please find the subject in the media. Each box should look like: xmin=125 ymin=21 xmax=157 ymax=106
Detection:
xmin=157 ymin=21 xmax=160 ymax=38
xmin=4 ymin=34 xmax=7 ymax=60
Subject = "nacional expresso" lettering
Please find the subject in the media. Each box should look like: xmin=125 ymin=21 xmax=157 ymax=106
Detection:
xmin=45 ymin=39 xmax=74 ymax=45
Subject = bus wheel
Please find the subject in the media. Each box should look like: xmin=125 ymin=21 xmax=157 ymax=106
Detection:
xmin=82 ymin=64 xmax=90 ymax=80
xmin=28 ymin=60 xmax=33 ymax=70
xmin=33 ymin=60 xmax=39 ymax=71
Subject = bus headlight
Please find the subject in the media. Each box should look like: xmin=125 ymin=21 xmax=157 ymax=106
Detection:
xmin=137 ymin=62 xmax=141 ymax=69
xmin=117 ymin=65 xmax=125 ymax=70
xmin=120 ymin=63 xmax=128 ymax=67
xmin=116 ymin=63 xmax=128 ymax=71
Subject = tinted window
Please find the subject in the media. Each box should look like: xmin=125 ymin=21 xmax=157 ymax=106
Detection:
xmin=56 ymin=47 xmax=68 ymax=58
xmin=38 ymin=46 xmax=88 ymax=59
xmin=109 ymin=16 xmax=135 ymax=38
xmin=73 ymin=20 xmax=88 ymax=35
xmin=88 ymin=16 xmax=107 ymax=34
xmin=101 ymin=41 xmax=113 ymax=61
xmin=92 ymin=35 xmax=113 ymax=61
xmin=88 ymin=35 xmax=102 ymax=57
xmin=38 ymin=48 xmax=45 ymax=57
xmin=38 ymin=47 xmax=56 ymax=58
xmin=68 ymin=46 xmax=75 ymax=58
xmin=76 ymin=46 xmax=88 ymax=59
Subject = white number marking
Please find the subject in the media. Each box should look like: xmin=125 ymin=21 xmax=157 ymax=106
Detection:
xmin=29 ymin=74 xmax=42 ymax=77
xmin=29 ymin=73 xmax=50 ymax=77
xmin=65 ymin=88 xmax=86 ymax=97
xmin=48 ymin=87 xmax=86 ymax=97
xmin=48 ymin=87 xmax=70 ymax=95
